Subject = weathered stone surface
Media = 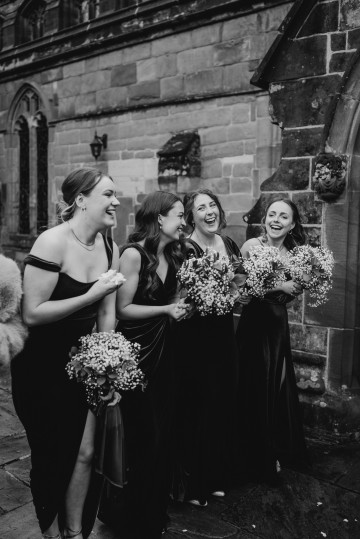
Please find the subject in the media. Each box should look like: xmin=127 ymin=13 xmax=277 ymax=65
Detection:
xmin=340 ymin=0 xmax=360 ymax=30
xmin=292 ymin=192 xmax=322 ymax=224
xmin=282 ymin=127 xmax=323 ymax=158
xmin=221 ymin=468 xmax=360 ymax=539
xmin=331 ymin=32 xmax=346 ymax=51
xmin=305 ymin=226 xmax=321 ymax=247
xmin=128 ymin=81 xmax=161 ymax=103
xmin=292 ymin=350 xmax=326 ymax=367
xmin=214 ymin=38 xmax=251 ymax=66
xmin=0 ymin=469 xmax=32 ymax=512
xmin=0 ymin=434 xmax=29 ymax=466
xmin=184 ymin=68 xmax=223 ymax=96
xmin=330 ymin=51 xmax=355 ymax=73
xmin=299 ymin=1 xmax=339 ymax=37
xmin=269 ymin=75 xmax=342 ymax=128
xmin=264 ymin=35 xmax=327 ymax=82
xmin=348 ymin=27 xmax=360 ymax=49
xmin=287 ymin=295 xmax=302 ymax=324
xmin=260 ymin=159 xmax=310 ymax=191
xmin=5 ymin=457 xmax=31 ymax=486
xmin=110 ymin=63 xmax=137 ymax=87
xmin=290 ymin=324 xmax=328 ymax=355
xmin=178 ymin=46 xmax=213 ymax=74
xmin=168 ymin=503 xmax=239 ymax=538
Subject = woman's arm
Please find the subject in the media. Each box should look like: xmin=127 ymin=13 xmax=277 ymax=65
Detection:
xmin=116 ymin=248 xmax=186 ymax=320
xmin=23 ymin=232 xmax=120 ymax=327
xmin=97 ymin=243 xmax=120 ymax=332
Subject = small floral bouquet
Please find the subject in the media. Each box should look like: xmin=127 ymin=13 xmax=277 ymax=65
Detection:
xmin=177 ymin=249 xmax=239 ymax=316
xmin=285 ymin=245 xmax=334 ymax=307
xmin=237 ymin=245 xmax=287 ymax=298
xmin=99 ymin=269 xmax=126 ymax=286
xmin=66 ymin=330 xmax=145 ymax=413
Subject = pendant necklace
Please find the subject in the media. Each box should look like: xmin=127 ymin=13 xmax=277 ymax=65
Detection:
xmin=68 ymin=222 xmax=96 ymax=251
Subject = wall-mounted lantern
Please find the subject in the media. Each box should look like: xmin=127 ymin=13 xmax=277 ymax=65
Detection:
xmin=90 ymin=131 xmax=107 ymax=160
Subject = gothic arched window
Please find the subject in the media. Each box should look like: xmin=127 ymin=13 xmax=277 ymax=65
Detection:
xmin=17 ymin=0 xmax=47 ymax=44
xmin=12 ymin=87 xmax=49 ymax=236
xmin=16 ymin=116 xmax=30 ymax=234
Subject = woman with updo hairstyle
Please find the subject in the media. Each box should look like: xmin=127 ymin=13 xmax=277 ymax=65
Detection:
xmin=11 ymin=167 xmax=123 ymax=539
xmin=235 ymin=197 xmax=309 ymax=486
xmin=98 ymin=191 xmax=188 ymax=539
xmin=171 ymin=188 xmax=250 ymax=508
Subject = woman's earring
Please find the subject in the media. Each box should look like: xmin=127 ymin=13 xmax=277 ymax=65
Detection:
xmin=81 ymin=206 xmax=86 ymax=212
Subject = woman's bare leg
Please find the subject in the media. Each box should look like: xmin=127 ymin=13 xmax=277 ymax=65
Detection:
xmin=64 ymin=410 xmax=96 ymax=538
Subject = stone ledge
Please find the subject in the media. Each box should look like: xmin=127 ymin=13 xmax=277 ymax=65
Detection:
xmin=300 ymin=391 xmax=360 ymax=435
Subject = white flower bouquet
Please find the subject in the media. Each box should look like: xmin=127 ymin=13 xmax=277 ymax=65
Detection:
xmin=177 ymin=249 xmax=239 ymax=316
xmin=99 ymin=269 xmax=127 ymax=286
xmin=239 ymin=245 xmax=287 ymax=298
xmin=285 ymin=245 xmax=334 ymax=307
xmin=66 ymin=331 xmax=145 ymax=412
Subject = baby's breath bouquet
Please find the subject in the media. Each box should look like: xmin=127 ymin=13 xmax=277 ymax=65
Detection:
xmin=240 ymin=245 xmax=287 ymax=298
xmin=66 ymin=330 xmax=145 ymax=412
xmin=285 ymin=245 xmax=334 ymax=307
xmin=177 ymin=249 xmax=239 ymax=316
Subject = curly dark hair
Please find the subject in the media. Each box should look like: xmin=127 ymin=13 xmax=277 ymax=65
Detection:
xmin=127 ymin=191 xmax=185 ymax=300
xmin=261 ymin=197 xmax=307 ymax=250
xmin=183 ymin=188 xmax=227 ymax=231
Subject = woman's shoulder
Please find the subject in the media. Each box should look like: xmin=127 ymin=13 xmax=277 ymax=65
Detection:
xmin=30 ymin=225 xmax=67 ymax=262
xmin=241 ymin=237 xmax=262 ymax=250
xmin=221 ymin=235 xmax=240 ymax=255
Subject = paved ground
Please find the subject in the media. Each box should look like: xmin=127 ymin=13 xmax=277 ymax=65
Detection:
xmin=1 ymin=363 xmax=360 ymax=539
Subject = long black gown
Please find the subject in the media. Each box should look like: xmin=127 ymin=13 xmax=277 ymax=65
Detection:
xmin=235 ymin=284 xmax=308 ymax=481
xmin=172 ymin=236 xmax=240 ymax=504
xmin=99 ymin=243 xmax=178 ymax=539
xmin=11 ymin=236 xmax=114 ymax=537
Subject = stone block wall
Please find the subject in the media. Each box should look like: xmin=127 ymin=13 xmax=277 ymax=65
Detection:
xmin=249 ymin=0 xmax=360 ymax=410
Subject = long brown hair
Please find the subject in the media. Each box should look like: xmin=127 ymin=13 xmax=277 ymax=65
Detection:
xmin=127 ymin=191 xmax=184 ymax=299
xmin=262 ymin=197 xmax=307 ymax=250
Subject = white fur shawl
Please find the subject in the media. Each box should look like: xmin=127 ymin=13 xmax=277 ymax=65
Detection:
xmin=0 ymin=254 xmax=28 ymax=365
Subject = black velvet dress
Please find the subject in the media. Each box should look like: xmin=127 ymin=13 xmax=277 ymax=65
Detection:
xmin=172 ymin=236 xmax=240 ymax=504
xmin=235 ymin=288 xmax=308 ymax=481
xmin=99 ymin=243 xmax=178 ymax=539
xmin=11 ymin=237 xmax=114 ymax=537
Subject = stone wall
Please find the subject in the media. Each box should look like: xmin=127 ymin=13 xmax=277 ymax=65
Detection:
xmin=0 ymin=1 xmax=292 ymax=253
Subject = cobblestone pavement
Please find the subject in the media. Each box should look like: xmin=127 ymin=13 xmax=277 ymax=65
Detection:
xmin=1 ymin=364 xmax=360 ymax=539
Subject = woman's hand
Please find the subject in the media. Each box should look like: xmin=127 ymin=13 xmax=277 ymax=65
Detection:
xmin=237 ymin=291 xmax=252 ymax=305
xmin=281 ymin=280 xmax=303 ymax=296
xmin=100 ymin=388 xmax=121 ymax=407
xmin=87 ymin=278 xmax=124 ymax=303
xmin=166 ymin=302 xmax=188 ymax=321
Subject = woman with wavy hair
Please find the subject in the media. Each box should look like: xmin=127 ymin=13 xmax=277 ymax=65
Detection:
xmin=98 ymin=191 xmax=188 ymax=539
xmin=11 ymin=167 xmax=122 ymax=539
xmin=236 ymin=197 xmax=308 ymax=486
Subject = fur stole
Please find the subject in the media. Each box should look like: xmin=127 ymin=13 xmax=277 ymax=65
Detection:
xmin=0 ymin=254 xmax=28 ymax=365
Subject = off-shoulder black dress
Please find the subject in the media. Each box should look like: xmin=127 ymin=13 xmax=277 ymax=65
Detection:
xmin=11 ymin=236 xmax=113 ymax=537
xmin=99 ymin=243 xmax=178 ymax=539
xmin=172 ymin=236 xmax=240 ymax=504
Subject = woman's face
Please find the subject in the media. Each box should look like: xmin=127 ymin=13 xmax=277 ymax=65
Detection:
xmin=265 ymin=200 xmax=294 ymax=241
xmin=192 ymin=193 xmax=220 ymax=235
xmin=159 ymin=200 xmax=185 ymax=242
xmin=82 ymin=176 xmax=120 ymax=228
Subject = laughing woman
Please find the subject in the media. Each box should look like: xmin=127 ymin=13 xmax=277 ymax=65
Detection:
xmin=98 ymin=191 xmax=188 ymax=539
xmin=11 ymin=168 xmax=121 ymax=539
xmin=172 ymin=189 xmax=249 ymax=508
xmin=235 ymin=198 xmax=308 ymax=485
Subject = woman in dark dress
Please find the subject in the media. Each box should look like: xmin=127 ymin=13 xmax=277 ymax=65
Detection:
xmin=98 ymin=191 xmax=188 ymax=539
xmin=11 ymin=168 xmax=122 ymax=539
xmin=172 ymin=189 xmax=250 ymax=508
xmin=235 ymin=198 xmax=308 ymax=485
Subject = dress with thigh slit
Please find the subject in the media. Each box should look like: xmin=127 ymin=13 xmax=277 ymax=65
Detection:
xmin=11 ymin=236 xmax=113 ymax=537
xmin=98 ymin=243 xmax=177 ymax=539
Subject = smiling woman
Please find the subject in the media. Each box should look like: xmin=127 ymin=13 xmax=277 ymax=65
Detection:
xmin=235 ymin=197 xmax=309 ymax=486
xmin=11 ymin=168 xmax=122 ymax=539
xmin=98 ymin=191 xmax=188 ymax=539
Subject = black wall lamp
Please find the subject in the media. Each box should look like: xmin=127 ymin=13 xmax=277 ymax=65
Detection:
xmin=90 ymin=131 xmax=108 ymax=160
